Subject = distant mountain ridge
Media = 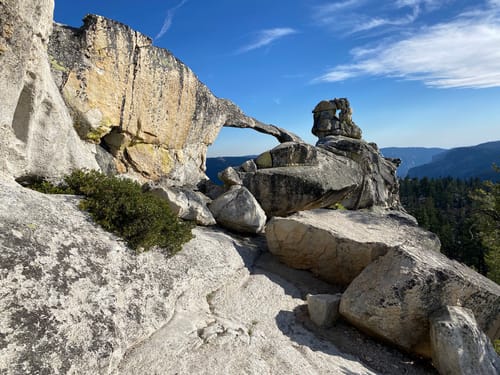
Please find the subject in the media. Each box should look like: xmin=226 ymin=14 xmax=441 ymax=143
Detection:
xmin=380 ymin=147 xmax=446 ymax=177
xmin=407 ymin=141 xmax=500 ymax=181
xmin=206 ymin=148 xmax=448 ymax=182
xmin=205 ymin=155 xmax=257 ymax=183
xmin=206 ymin=141 xmax=500 ymax=183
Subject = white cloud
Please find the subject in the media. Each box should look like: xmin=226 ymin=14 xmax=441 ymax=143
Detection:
xmin=313 ymin=0 xmax=446 ymax=35
xmin=314 ymin=9 xmax=500 ymax=88
xmin=238 ymin=28 xmax=297 ymax=53
xmin=351 ymin=7 xmax=419 ymax=33
xmin=316 ymin=0 xmax=366 ymax=13
xmin=154 ymin=0 xmax=188 ymax=40
xmin=395 ymin=0 xmax=444 ymax=11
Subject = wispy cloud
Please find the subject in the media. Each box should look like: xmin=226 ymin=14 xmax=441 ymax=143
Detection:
xmin=316 ymin=0 xmax=366 ymax=13
xmin=313 ymin=0 xmax=446 ymax=35
xmin=314 ymin=8 xmax=500 ymax=88
xmin=237 ymin=28 xmax=297 ymax=53
xmin=155 ymin=0 xmax=188 ymax=40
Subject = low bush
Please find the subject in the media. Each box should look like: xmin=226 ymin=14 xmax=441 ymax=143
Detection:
xmin=28 ymin=170 xmax=193 ymax=253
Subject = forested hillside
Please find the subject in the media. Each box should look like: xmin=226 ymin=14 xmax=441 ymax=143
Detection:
xmin=381 ymin=147 xmax=445 ymax=177
xmin=407 ymin=141 xmax=500 ymax=181
xmin=400 ymin=176 xmax=499 ymax=283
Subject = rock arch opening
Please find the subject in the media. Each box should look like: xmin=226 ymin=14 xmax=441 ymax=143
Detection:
xmin=206 ymin=127 xmax=279 ymax=183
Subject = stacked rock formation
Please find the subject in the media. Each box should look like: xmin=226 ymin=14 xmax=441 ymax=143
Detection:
xmin=312 ymin=98 xmax=362 ymax=139
xmin=219 ymin=98 xmax=401 ymax=216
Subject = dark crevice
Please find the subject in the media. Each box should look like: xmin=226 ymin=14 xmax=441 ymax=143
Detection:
xmin=12 ymin=83 xmax=35 ymax=143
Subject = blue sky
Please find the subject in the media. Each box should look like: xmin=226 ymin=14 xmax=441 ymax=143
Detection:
xmin=54 ymin=0 xmax=500 ymax=156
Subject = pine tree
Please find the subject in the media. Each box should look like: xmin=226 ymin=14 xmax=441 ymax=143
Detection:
xmin=471 ymin=172 xmax=500 ymax=284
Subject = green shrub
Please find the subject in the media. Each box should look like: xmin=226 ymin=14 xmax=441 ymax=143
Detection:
xmin=25 ymin=178 xmax=74 ymax=194
xmin=495 ymin=339 xmax=500 ymax=355
xmin=28 ymin=170 xmax=193 ymax=253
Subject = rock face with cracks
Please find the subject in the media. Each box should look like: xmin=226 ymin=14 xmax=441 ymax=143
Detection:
xmin=48 ymin=16 xmax=300 ymax=184
xmin=0 ymin=0 xmax=104 ymax=179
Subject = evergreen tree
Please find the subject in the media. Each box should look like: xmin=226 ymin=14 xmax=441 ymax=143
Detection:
xmin=471 ymin=173 xmax=500 ymax=283
xmin=400 ymin=177 xmax=487 ymax=275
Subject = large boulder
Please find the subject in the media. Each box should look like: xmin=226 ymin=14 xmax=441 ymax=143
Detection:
xmin=430 ymin=306 xmax=500 ymax=375
xmin=0 ymin=0 xmax=103 ymax=179
xmin=254 ymin=142 xmax=318 ymax=169
xmin=147 ymin=185 xmax=216 ymax=226
xmin=266 ymin=209 xmax=440 ymax=285
xmin=209 ymin=186 xmax=267 ymax=233
xmin=339 ymin=244 xmax=500 ymax=358
xmin=240 ymin=145 xmax=359 ymax=216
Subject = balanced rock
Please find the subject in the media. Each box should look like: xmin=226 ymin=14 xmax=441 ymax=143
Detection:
xmin=312 ymin=98 xmax=362 ymax=140
xmin=148 ymin=185 xmax=216 ymax=226
xmin=430 ymin=306 xmax=500 ymax=375
xmin=0 ymin=0 xmax=102 ymax=179
xmin=266 ymin=209 xmax=440 ymax=285
xmin=339 ymin=244 xmax=500 ymax=358
xmin=209 ymin=186 xmax=267 ymax=233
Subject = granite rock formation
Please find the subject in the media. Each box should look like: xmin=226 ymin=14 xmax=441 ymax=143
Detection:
xmin=0 ymin=0 xmax=104 ymax=179
xmin=48 ymin=16 xmax=301 ymax=185
xmin=312 ymin=98 xmax=362 ymax=140
xmin=227 ymin=100 xmax=400 ymax=216
xmin=339 ymin=244 xmax=500 ymax=358
xmin=266 ymin=209 xmax=440 ymax=285
xmin=0 ymin=174 xmax=388 ymax=375
xmin=307 ymin=294 xmax=342 ymax=328
xmin=2 ymin=2 xmax=498 ymax=374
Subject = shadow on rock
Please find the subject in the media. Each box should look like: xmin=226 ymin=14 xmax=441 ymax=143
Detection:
xmin=276 ymin=305 xmax=438 ymax=375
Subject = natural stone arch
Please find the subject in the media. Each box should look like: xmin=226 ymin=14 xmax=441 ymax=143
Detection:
xmin=222 ymin=118 xmax=303 ymax=143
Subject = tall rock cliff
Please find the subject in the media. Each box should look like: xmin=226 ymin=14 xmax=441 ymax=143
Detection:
xmin=0 ymin=0 xmax=103 ymax=179
xmin=48 ymin=15 xmax=294 ymax=185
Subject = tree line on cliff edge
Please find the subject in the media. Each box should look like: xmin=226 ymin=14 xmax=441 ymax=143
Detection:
xmin=399 ymin=175 xmax=499 ymax=284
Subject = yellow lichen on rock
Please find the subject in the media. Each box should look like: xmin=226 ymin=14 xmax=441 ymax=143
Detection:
xmin=49 ymin=14 xmax=265 ymax=184
xmin=255 ymin=152 xmax=273 ymax=169
xmin=125 ymin=143 xmax=173 ymax=180
xmin=57 ymin=16 xmax=200 ymax=168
